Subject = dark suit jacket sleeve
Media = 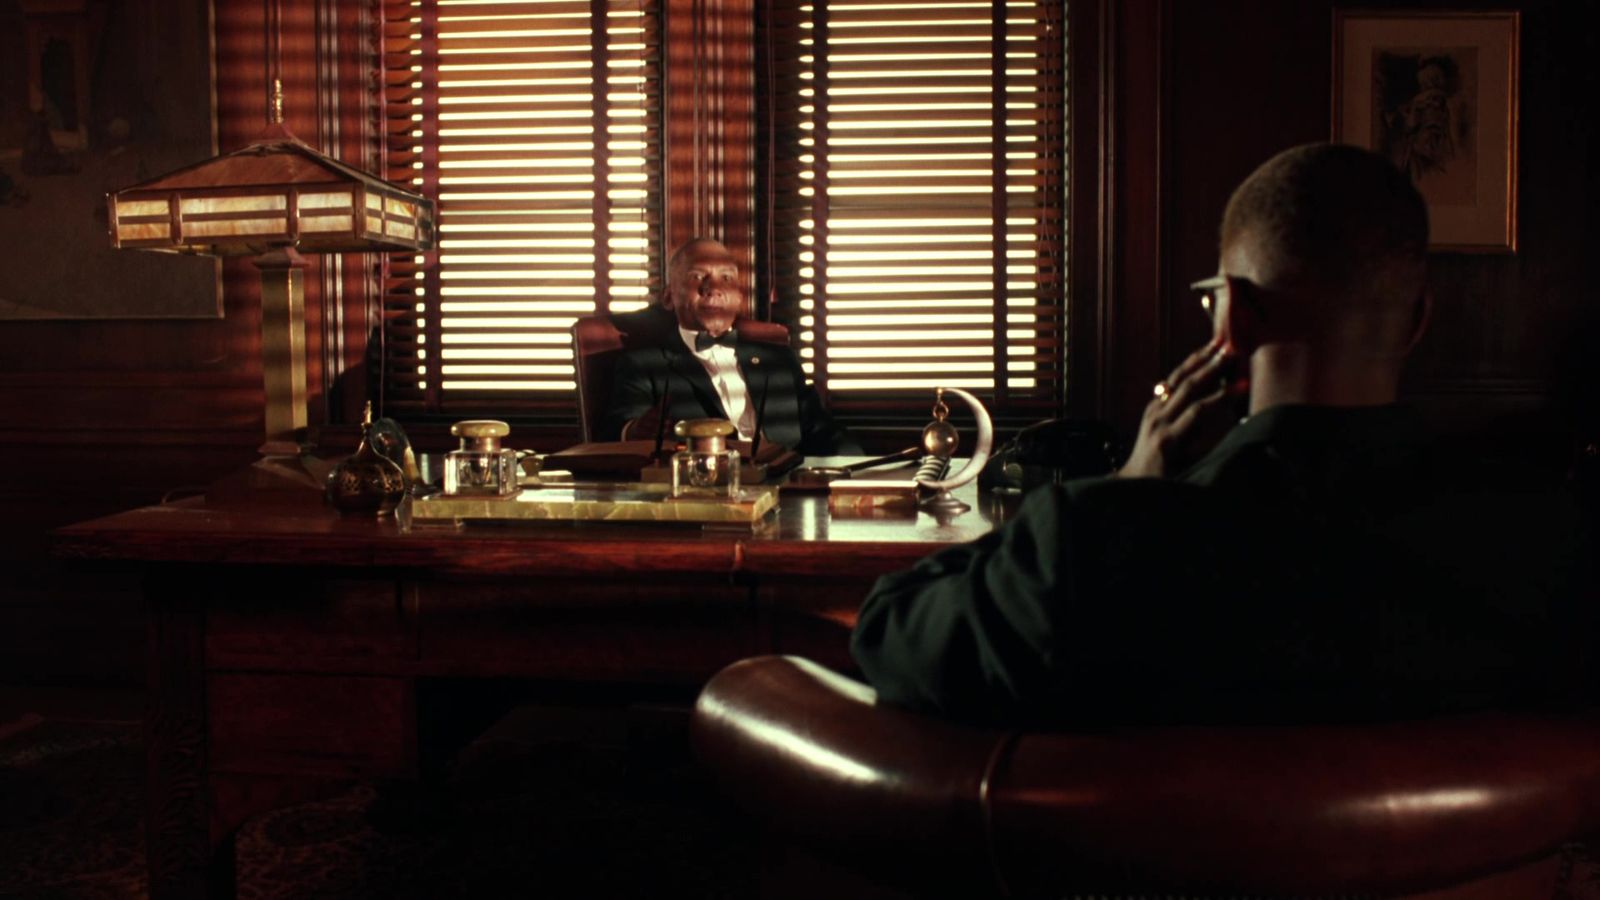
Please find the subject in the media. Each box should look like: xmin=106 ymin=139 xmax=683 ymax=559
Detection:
xmin=850 ymin=478 xmax=1236 ymax=725
xmin=600 ymin=352 xmax=656 ymax=442
xmin=850 ymin=486 xmax=1070 ymax=722
xmin=788 ymin=355 xmax=863 ymax=456
xmin=764 ymin=344 xmax=864 ymax=451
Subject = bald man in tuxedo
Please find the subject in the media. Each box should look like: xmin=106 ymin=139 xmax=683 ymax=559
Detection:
xmin=601 ymin=238 xmax=859 ymax=457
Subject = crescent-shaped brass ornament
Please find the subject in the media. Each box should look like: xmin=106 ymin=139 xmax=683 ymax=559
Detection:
xmin=914 ymin=387 xmax=993 ymax=494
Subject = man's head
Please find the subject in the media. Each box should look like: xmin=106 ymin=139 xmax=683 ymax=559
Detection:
xmin=1216 ymin=143 xmax=1429 ymax=366
xmin=663 ymin=238 xmax=742 ymax=336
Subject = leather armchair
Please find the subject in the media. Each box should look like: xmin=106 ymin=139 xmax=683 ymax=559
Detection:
xmin=692 ymin=655 xmax=1600 ymax=898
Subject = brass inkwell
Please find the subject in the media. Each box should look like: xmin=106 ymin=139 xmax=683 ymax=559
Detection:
xmin=443 ymin=420 xmax=524 ymax=497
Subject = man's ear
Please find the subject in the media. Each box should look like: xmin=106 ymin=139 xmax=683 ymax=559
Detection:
xmin=1401 ymin=288 xmax=1432 ymax=355
xmin=1221 ymin=275 xmax=1262 ymax=356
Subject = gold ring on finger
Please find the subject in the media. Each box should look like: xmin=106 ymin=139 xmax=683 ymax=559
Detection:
xmin=1153 ymin=382 xmax=1170 ymax=403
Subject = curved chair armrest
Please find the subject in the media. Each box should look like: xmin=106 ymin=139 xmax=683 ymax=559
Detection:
xmin=693 ymin=656 xmax=1600 ymax=898
xmin=994 ymin=707 xmax=1600 ymax=896
xmin=691 ymin=656 xmax=1009 ymax=894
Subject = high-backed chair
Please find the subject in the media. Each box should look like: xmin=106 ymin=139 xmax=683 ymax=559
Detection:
xmin=692 ymin=655 xmax=1600 ymax=899
xmin=571 ymin=311 xmax=792 ymax=442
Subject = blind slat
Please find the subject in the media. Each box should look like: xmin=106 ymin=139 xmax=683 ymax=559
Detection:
xmin=764 ymin=0 xmax=1066 ymax=416
xmin=381 ymin=0 xmax=662 ymax=411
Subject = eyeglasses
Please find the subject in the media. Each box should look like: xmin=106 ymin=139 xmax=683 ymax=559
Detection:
xmin=1189 ymin=275 xmax=1227 ymax=323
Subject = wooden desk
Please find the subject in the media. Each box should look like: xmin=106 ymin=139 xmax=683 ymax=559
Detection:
xmin=54 ymin=476 xmax=1013 ymax=899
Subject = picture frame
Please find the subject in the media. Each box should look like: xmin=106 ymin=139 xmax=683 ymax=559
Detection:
xmin=0 ymin=0 xmax=221 ymax=319
xmin=1332 ymin=10 xmax=1519 ymax=253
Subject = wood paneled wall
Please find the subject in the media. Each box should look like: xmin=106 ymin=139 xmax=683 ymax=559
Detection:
xmin=665 ymin=0 xmax=757 ymax=294
xmin=0 ymin=0 xmax=1593 ymax=684
xmin=0 ymin=0 xmax=376 ymax=683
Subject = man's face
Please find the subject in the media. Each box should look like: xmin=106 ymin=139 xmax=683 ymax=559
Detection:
xmin=666 ymin=241 xmax=742 ymax=336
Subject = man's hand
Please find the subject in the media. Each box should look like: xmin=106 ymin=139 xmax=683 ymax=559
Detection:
xmin=1117 ymin=342 xmax=1239 ymax=479
xmin=622 ymin=406 xmax=666 ymax=443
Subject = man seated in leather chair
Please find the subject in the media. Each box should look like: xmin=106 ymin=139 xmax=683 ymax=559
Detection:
xmin=852 ymin=143 xmax=1592 ymax=726
xmin=601 ymin=237 xmax=861 ymax=456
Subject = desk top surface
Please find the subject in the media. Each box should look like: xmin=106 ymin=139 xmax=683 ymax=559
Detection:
xmin=54 ymin=458 xmax=1027 ymax=578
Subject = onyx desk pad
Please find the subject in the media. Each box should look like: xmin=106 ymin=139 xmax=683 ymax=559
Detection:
xmin=410 ymin=482 xmax=781 ymax=527
xmin=52 ymin=471 xmax=1013 ymax=900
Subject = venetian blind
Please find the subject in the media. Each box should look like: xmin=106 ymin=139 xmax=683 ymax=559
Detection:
xmin=763 ymin=0 xmax=1066 ymax=420
xmin=379 ymin=0 xmax=662 ymax=417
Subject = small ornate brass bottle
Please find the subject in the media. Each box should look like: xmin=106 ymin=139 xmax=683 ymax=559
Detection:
xmin=670 ymin=418 xmax=741 ymax=499
xmin=325 ymin=402 xmax=407 ymax=517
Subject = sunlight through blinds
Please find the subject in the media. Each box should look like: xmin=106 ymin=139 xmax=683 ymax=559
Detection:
xmin=765 ymin=0 xmax=1066 ymax=416
xmin=380 ymin=0 xmax=662 ymax=416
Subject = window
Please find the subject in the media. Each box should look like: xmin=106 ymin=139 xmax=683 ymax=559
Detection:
xmin=377 ymin=0 xmax=1063 ymax=427
xmin=379 ymin=0 xmax=663 ymax=419
xmin=760 ymin=0 xmax=1067 ymax=423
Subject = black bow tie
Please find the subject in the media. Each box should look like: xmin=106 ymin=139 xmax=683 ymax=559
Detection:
xmin=694 ymin=329 xmax=738 ymax=352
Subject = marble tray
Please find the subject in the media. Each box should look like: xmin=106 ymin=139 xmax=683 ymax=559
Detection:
xmin=409 ymin=482 xmax=779 ymax=526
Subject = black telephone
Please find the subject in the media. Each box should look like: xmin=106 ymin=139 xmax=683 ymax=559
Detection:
xmin=979 ymin=418 xmax=1121 ymax=492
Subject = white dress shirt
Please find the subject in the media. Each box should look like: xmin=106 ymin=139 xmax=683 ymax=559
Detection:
xmin=678 ymin=325 xmax=756 ymax=439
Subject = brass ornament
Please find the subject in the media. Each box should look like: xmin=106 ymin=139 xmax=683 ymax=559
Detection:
xmin=324 ymin=402 xmax=407 ymax=517
xmin=920 ymin=388 xmax=961 ymax=459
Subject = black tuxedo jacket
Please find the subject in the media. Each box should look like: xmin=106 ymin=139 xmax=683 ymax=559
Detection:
xmin=600 ymin=316 xmax=861 ymax=457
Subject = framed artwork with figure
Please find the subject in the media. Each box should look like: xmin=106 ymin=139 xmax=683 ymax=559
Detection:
xmin=0 ymin=0 xmax=220 ymax=318
xmin=1333 ymin=10 xmax=1519 ymax=253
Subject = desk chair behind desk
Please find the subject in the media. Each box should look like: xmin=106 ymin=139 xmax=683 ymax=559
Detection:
xmin=572 ymin=311 xmax=792 ymax=443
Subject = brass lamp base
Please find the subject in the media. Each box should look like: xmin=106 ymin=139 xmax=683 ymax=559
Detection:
xmin=206 ymin=450 xmax=334 ymax=509
xmin=253 ymin=447 xmax=331 ymax=488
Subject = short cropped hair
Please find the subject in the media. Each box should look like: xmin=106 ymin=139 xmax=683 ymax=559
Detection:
xmin=665 ymin=238 xmax=730 ymax=290
xmin=665 ymin=241 xmax=696 ymax=287
xmin=1222 ymin=143 xmax=1428 ymax=308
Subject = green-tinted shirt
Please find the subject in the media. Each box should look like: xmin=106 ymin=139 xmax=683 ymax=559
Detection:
xmin=851 ymin=404 xmax=1593 ymax=726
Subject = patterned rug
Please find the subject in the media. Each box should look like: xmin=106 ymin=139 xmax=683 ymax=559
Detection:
xmin=3 ymin=711 xmax=1598 ymax=900
xmin=0 ymin=718 xmax=144 ymax=899
xmin=0 ymin=711 xmax=759 ymax=900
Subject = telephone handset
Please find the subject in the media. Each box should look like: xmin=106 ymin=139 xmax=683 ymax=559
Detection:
xmin=978 ymin=418 xmax=1121 ymax=492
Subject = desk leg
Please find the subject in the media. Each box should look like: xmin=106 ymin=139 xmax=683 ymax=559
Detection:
xmin=146 ymin=581 xmax=234 ymax=900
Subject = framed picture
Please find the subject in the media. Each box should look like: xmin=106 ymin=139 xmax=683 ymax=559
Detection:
xmin=0 ymin=0 xmax=220 ymax=319
xmin=1333 ymin=10 xmax=1519 ymax=253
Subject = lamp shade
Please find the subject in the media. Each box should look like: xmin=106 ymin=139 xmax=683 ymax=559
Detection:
xmin=106 ymin=125 xmax=434 ymax=257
